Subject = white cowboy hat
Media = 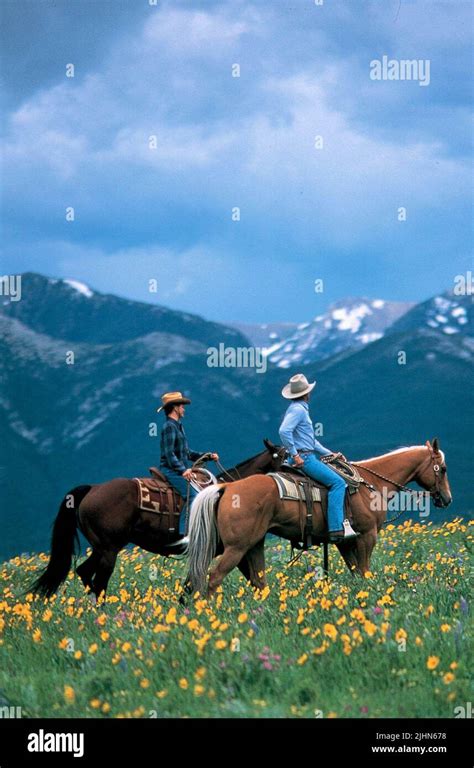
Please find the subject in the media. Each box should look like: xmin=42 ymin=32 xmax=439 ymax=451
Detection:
xmin=281 ymin=373 xmax=316 ymax=399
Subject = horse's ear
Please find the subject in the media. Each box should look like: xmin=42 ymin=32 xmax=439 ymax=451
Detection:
xmin=263 ymin=438 xmax=274 ymax=451
xmin=425 ymin=440 xmax=432 ymax=451
xmin=432 ymin=437 xmax=440 ymax=453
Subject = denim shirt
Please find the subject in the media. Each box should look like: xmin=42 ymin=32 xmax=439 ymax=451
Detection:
xmin=278 ymin=400 xmax=331 ymax=458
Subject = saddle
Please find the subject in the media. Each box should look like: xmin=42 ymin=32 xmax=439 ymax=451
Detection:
xmin=132 ymin=466 xmax=216 ymax=542
xmin=269 ymin=461 xmax=359 ymax=549
xmin=132 ymin=469 xmax=184 ymax=542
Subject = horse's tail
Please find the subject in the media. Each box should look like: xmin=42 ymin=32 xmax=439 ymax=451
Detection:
xmin=30 ymin=485 xmax=92 ymax=597
xmin=186 ymin=485 xmax=225 ymax=596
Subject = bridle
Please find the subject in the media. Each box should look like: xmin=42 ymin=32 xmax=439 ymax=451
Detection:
xmin=352 ymin=446 xmax=448 ymax=515
xmin=215 ymin=445 xmax=288 ymax=482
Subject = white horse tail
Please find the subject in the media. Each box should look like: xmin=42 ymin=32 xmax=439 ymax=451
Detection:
xmin=186 ymin=485 xmax=224 ymax=595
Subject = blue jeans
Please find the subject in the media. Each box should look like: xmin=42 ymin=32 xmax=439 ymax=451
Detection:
xmin=158 ymin=466 xmax=198 ymax=534
xmin=291 ymin=453 xmax=347 ymax=532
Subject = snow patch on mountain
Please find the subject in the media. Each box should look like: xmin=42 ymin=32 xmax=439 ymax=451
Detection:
xmin=419 ymin=295 xmax=471 ymax=335
xmin=267 ymin=298 xmax=413 ymax=368
xmin=332 ymin=303 xmax=372 ymax=332
xmin=63 ymin=279 xmax=94 ymax=298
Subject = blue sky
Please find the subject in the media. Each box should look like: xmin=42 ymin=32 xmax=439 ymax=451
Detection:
xmin=1 ymin=0 xmax=472 ymax=322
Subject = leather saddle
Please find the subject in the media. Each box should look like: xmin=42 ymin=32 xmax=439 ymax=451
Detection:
xmin=132 ymin=468 xmax=184 ymax=541
xmin=132 ymin=467 xmax=215 ymax=541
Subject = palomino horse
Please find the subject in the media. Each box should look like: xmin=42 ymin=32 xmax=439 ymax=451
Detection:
xmin=31 ymin=440 xmax=286 ymax=598
xmin=186 ymin=439 xmax=452 ymax=596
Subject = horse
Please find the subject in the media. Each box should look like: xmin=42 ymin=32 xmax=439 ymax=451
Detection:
xmin=30 ymin=439 xmax=286 ymax=599
xmin=186 ymin=439 xmax=453 ymax=596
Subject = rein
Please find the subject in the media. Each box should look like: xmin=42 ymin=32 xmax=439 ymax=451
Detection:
xmin=351 ymin=450 xmax=444 ymax=525
xmin=216 ymin=459 xmax=240 ymax=481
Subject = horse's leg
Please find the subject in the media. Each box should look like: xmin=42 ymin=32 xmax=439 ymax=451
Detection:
xmin=354 ymin=529 xmax=378 ymax=576
xmin=76 ymin=550 xmax=99 ymax=591
xmin=336 ymin=539 xmax=361 ymax=576
xmin=91 ymin=550 xmax=118 ymax=599
xmin=238 ymin=539 xmax=266 ymax=590
xmin=237 ymin=555 xmax=251 ymax=583
xmin=208 ymin=545 xmax=249 ymax=597
xmin=203 ymin=478 xmax=276 ymax=597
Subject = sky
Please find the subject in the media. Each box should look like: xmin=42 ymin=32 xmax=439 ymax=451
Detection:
xmin=0 ymin=0 xmax=472 ymax=322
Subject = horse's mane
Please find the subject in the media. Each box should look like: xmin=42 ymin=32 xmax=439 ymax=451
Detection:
xmin=356 ymin=445 xmax=424 ymax=464
xmin=229 ymin=448 xmax=267 ymax=471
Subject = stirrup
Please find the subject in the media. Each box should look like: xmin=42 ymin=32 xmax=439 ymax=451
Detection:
xmin=342 ymin=520 xmax=359 ymax=539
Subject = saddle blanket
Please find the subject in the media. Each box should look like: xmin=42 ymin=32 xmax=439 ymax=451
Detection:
xmin=268 ymin=472 xmax=322 ymax=502
xmin=133 ymin=477 xmax=182 ymax=516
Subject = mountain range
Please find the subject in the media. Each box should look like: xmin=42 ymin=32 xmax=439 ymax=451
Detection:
xmin=262 ymin=298 xmax=415 ymax=367
xmin=0 ymin=272 xmax=472 ymax=558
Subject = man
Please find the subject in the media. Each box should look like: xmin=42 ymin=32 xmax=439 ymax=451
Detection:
xmin=158 ymin=391 xmax=219 ymax=545
xmin=278 ymin=373 xmax=358 ymax=542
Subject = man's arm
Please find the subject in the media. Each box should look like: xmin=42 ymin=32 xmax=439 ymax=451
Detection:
xmin=188 ymin=449 xmax=204 ymax=461
xmin=162 ymin=423 xmax=187 ymax=473
xmin=314 ymin=438 xmax=332 ymax=456
xmin=278 ymin=404 xmax=300 ymax=457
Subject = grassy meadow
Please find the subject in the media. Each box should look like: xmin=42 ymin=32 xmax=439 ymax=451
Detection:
xmin=0 ymin=518 xmax=471 ymax=719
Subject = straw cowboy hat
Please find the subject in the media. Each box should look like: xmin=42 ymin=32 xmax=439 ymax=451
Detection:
xmin=156 ymin=391 xmax=191 ymax=413
xmin=281 ymin=373 xmax=316 ymax=399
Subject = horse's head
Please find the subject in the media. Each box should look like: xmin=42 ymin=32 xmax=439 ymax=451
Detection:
xmin=263 ymin=438 xmax=287 ymax=471
xmin=414 ymin=438 xmax=453 ymax=508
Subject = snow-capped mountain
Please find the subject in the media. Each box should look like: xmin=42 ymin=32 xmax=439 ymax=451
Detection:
xmin=388 ymin=291 xmax=473 ymax=338
xmin=266 ymin=298 xmax=414 ymax=368
xmin=230 ymin=322 xmax=298 ymax=350
xmin=0 ymin=272 xmax=248 ymax=346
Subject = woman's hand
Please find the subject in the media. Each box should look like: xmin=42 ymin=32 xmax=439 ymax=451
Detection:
xmin=293 ymin=454 xmax=305 ymax=467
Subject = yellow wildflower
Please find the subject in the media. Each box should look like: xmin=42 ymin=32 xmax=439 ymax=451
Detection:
xmin=323 ymin=623 xmax=338 ymax=641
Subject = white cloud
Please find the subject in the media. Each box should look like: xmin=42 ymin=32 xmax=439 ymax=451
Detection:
xmin=1 ymin=1 xmax=470 ymax=258
xmin=143 ymin=6 xmax=255 ymax=54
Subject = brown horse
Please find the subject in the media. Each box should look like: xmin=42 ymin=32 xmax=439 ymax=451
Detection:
xmin=31 ymin=439 xmax=286 ymax=598
xmin=186 ymin=439 xmax=453 ymax=596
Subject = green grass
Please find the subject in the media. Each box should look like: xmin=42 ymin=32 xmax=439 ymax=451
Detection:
xmin=0 ymin=518 xmax=471 ymax=718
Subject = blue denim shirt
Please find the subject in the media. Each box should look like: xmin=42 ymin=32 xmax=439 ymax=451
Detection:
xmin=278 ymin=400 xmax=331 ymax=458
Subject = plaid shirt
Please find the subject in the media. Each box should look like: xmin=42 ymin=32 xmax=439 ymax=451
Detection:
xmin=160 ymin=417 xmax=202 ymax=473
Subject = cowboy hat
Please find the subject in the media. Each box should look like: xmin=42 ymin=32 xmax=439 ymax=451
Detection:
xmin=157 ymin=391 xmax=191 ymax=413
xmin=281 ymin=373 xmax=316 ymax=399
